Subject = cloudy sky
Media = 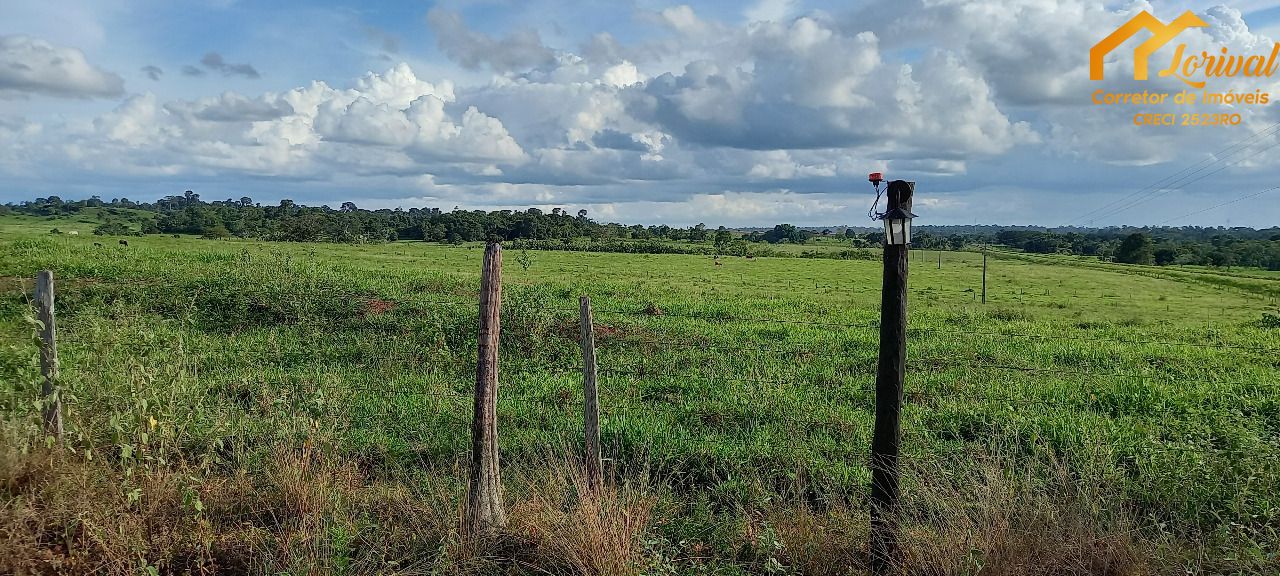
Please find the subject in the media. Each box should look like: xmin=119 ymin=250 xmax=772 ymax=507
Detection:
xmin=2 ymin=0 xmax=1280 ymax=227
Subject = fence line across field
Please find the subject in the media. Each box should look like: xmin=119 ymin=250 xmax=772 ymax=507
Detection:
xmin=11 ymin=247 xmax=1278 ymax=569
xmin=7 ymin=287 xmax=1268 ymax=354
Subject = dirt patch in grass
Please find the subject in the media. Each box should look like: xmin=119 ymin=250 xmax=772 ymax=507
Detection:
xmin=363 ymin=297 xmax=397 ymax=316
xmin=553 ymin=318 xmax=664 ymax=344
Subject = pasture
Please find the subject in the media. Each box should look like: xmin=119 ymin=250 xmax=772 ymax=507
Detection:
xmin=1 ymin=218 xmax=1278 ymax=574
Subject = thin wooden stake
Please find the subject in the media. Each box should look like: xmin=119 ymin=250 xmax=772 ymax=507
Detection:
xmin=35 ymin=271 xmax=62 ymax=438
xmin=466 ymin=243 xmax=506 ymax=535
xmin=981 ymin=251 xmax=988 ymax=304
xmin=579 ymin=296 xmax=602 ymax=490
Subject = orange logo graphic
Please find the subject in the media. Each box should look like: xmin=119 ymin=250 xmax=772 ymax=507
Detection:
xmin=1090 ymin=10 xmax=1208 ymax=82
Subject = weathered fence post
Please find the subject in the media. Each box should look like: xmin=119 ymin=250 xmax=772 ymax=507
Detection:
xmin=937 ymin=250 xmax=941 ymax=270
xmin=467 ymin=243 xmax=506 ymax=535
xmin=981 ymin=251 xmax=988 ymax=304
xmin=871 ymin=180 xmax=912 ymax=574
xmin=579 ymin=296 xmax=602 ymax=490
xmin=35 ymin=270 xmax=63 ymax=438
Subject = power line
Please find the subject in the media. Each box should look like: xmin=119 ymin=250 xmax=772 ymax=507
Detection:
xmin=1102 ymin=136 xmax=1280 ymax=221
xmin=1061 ymin=120 xmax=1280 ymax=226
xmin=1064 ymin=120 xmax=1280 ymax=226
xmin=1060 ymin=120 xmax=1280 ymax=226
xmin=1157 ymin=184 xmax=1280 ymax=226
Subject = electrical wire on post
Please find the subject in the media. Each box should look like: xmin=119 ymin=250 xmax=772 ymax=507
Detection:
xmin=867 ymin=172 xmax=885 ymax=219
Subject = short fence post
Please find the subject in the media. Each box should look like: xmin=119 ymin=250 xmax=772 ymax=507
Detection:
xmin=35 ymin=270 xmax=62 ymax=438
xmin=981 ymin=251 xmax=988 ymax=304
xmin=466 ymin=242 xmax=506 ymax=535
xmin=579 ymin=296 xmax=602 ymax=490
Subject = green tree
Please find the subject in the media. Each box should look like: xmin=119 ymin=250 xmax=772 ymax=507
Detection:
xmin=1154 ymin=246 xmax=1178 ymax=265
xmin=1115 ymin=233 xmax=1154 ymax=265
xmin=714 ymin=227 xmax=733 ymax=247
xmin=763 ymin=224 xmax=804 ymax=244
xmin=202 ymin=223 xmax=231 ymax=239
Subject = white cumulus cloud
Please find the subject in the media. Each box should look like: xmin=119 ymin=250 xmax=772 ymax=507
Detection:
xmin=0 ymin=35 xmax=123 ymax=99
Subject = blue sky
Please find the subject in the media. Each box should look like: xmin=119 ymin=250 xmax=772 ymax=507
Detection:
xmin=3 ymin=0 xmax=1280 ymax=228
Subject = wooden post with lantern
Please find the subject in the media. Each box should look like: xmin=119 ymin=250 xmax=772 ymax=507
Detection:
xmin=869 ymin=177 xmax=914 ymax=574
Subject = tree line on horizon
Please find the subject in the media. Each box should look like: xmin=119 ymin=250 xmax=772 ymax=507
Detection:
xmin=6 ymin=192 xmax=1280 ymax=270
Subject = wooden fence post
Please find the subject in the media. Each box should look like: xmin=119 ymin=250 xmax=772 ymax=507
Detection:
xmin=981 ymin=252 xmax=988 ymax=304
xmin=466 ymin=243 xmax=506 ymax=535
xmin=871 ymin=181 xmax=911 ymax=574
xmin=35 ymin=271 xmax=62 ymax=438
xmin=579 ymin=296 xmax=602 ymax=490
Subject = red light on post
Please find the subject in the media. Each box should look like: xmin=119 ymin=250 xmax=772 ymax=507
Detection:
xmin=868 ymin=172 xmax=884 ymax=185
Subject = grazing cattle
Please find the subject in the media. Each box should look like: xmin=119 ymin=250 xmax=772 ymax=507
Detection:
xmin=119 ymin=239 xmax=129 ymax=246
xmin=714 ymin=260 xmax=723 ymax=266
xmin=745 ymin=255 xmax=754 ymax=260
xmin=93 ymin=242 xmax=103 ymax=247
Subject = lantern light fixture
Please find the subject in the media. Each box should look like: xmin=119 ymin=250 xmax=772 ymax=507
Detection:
xmin=868 ymin=174 xmax=917 ymax=246
xmin=878 ymin=206 xmax=916 ymax=245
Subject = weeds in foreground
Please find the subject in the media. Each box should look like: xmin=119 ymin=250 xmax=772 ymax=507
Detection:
xmin=7 ymin=429 xmax=1265 ymax=575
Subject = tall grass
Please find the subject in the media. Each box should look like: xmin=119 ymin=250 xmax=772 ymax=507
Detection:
xmin=1 ymin=438 xmax=1178 ymax=575
xmin=0 ymin=230 xmax=1277 ymax=572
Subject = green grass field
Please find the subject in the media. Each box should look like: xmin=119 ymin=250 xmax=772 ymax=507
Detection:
xmin=2 ymin=216 xmax=1278 ymax=574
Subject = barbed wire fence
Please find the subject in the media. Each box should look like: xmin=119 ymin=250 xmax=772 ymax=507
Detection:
xmin=4 ymin=274 xmax=1276 ymax=427
xmin=3 ymin=252 xmax=1278 ymax=541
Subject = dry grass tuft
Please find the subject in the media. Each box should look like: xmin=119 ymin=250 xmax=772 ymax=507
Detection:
xmin=507 ymin=456 xmax=656 ymax=576
xmin=756 ymin=451 xmax=1153 ymax=576
xmin=0 ymin=443 xmax=220 ymax=574
xmin=769 ymin=505 xmax=869 ymax=575
xmin=0 ymin=437 xmax=1243 ymax=575
xmin=0 ymin=438 xmax=463 ymax=575
xmin=896 ymin=452 xmax=1151 ymax=576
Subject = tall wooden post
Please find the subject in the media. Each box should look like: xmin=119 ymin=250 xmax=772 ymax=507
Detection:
xmin=981 ymin=252 xmax=988 ymax=304
xmin=467 ymin=243 xmax=506 ymax=534
xmin=35 ymin=271 xmax=62 ymax=438
xmin=937 ymin=250 xmax=941 ymax=269
xmin=579 ymin=296 xmax=602 ymax=490
xmin=871 ymin=180 xmax=911 ymax=574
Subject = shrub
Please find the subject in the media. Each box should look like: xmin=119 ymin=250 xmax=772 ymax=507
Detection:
xmin=93 ymin=221 xmax=131 ymax=236
xmin=201 ymin=223 xmax=231 ymax=239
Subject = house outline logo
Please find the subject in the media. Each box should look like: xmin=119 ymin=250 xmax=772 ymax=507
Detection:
xmin=1090 ymin=10 xmax=1208 ymax=82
